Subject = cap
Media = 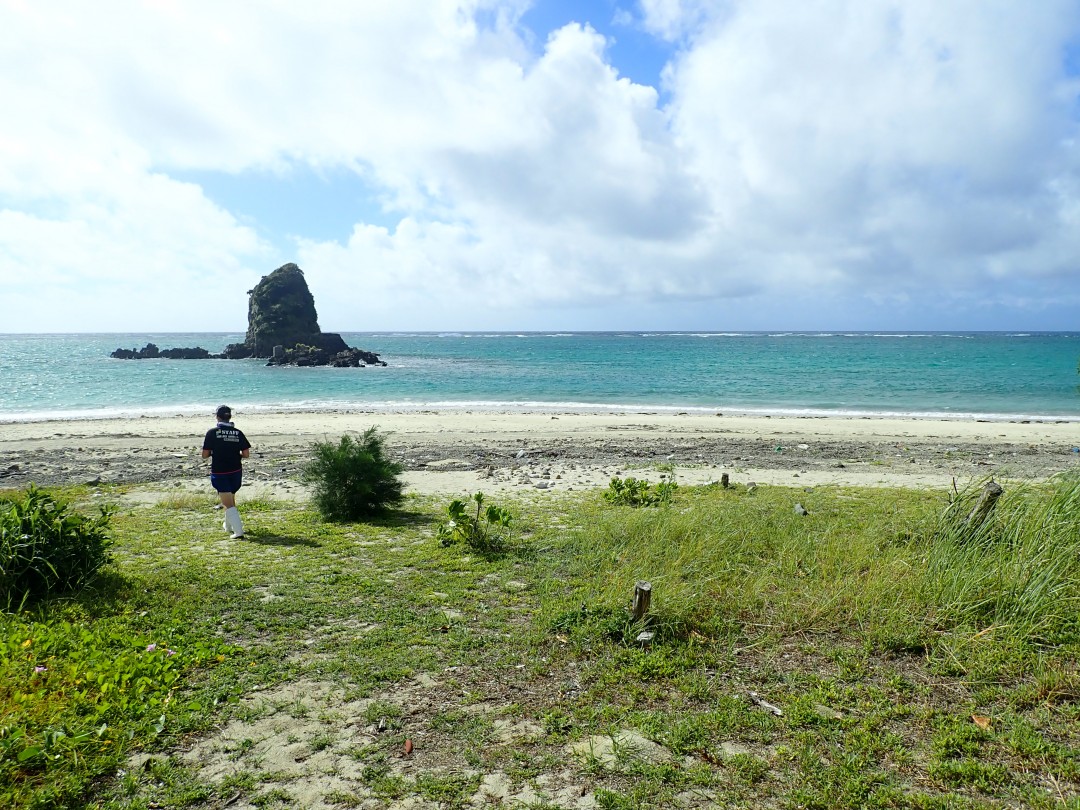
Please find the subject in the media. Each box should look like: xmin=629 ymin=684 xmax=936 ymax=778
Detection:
xmin=216 ymin=404 xmax=232 ymax=420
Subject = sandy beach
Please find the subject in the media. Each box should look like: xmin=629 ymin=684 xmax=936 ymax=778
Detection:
xmin=1 ymin=410 xmax=1077 ymax=498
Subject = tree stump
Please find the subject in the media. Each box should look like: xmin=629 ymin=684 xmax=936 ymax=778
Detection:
xmin=631 ymin=581 xmax=652 ymax=622
xmin=966 ymin=481 xmax=1003 ymax=530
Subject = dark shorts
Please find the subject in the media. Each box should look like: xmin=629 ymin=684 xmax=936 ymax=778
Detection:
xmin=210 ymin=471 xmax=243 ymax=494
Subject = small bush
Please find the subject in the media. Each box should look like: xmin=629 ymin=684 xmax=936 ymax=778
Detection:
xmin=603 ymin=476 xmax=677 ymax=507
xmin=436 ymin=493 xmax=512 ymax=553
xmin=302 ymin=428 xmax=405 ymax=521
xmin=0 ymin=485 xmax=113 ymax=610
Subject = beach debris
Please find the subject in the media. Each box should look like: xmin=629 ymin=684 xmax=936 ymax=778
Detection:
xmin=797 ymin=443 xmax=809 ymax=450
xmin=534 ymin=481 xmax=550 ymax=489
xmin=971 ymin=715 xmax=992 ymax=730
xmin=774 ymin=446 xmax=783 ymax=453
xmin=746 ymin=482 xmax=758 ymax=493
xmin=747 ymin=691 xmax=783 ymax=716
xmin=636 ymin=630 xmax=655 ymax=648
xmin=720 ymin=472 xmax=730 ymax=488
xmin=794 ymin=503 xmax=809 ymax=516
xmin=403 ymin=738 xmax=414 ymax=756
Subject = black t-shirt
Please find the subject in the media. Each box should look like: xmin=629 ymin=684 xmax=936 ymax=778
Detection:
xmin=202 ymin=423 xmax=251 ymax=474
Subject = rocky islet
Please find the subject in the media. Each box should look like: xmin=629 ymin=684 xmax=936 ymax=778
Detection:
xmin=110 ymin=263 xmax=386 ymax=367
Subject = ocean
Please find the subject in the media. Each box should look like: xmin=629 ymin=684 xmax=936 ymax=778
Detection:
xmin=1 ymin=332 xmax=1078 ymax=423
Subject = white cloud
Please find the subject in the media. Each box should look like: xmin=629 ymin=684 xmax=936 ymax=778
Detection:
xmin=638 ymin=0 xmax=717 ymax=41
xmin=0 ymin=0 xmax=1078 ymax=331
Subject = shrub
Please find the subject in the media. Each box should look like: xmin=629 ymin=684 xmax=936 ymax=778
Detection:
xmin=437 ymin=493 xmax=513 ymax=553
xmin=302 ymin=428 xmax=405 ymax=521
xmin=0 ymin=485 xmax=113 ymax=610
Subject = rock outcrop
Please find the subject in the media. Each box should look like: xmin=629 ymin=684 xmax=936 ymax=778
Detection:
xmin=239 ymin=263 xmax=323 ymax=357
xmin=110 ymin=263 xmax=386 ymax=367
xmin=110 ymin=343 xmax=211 ymax=360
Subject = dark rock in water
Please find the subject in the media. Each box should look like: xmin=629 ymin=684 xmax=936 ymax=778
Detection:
xmin=220 ymin=342 xmax=253 ymax=360
xmin=264 ymin=344 xmax=386 ymax=368
xmin=110 ymin=262 xmax=385 ymax=367
xmin=112 ymin=343 xmax=161 ymax=359
xmin=112 ymin=342 xmax=213 ymax=360
xmin=245 ymin=263 xmax=323 ymax=357
xmin=159 ymin=346 xmax=211 ymax=359
xmin=244 ymin=264 xmax=384 ymax=367
xmin=318 ymin=332 xmax=349 ymax=355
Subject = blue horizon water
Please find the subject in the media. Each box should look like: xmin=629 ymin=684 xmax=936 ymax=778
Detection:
xmin=1 ymin=331 xmax=1079 ymax=423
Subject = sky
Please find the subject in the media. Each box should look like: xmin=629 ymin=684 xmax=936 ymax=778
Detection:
xmin=2 ymin=0 xmax=1080 ymax=333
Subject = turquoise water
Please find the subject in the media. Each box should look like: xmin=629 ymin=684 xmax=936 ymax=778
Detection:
xmin=1 ymin=332 xmax=1078 ymax=422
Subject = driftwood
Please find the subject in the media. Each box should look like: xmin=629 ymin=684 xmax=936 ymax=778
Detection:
xmin=631 ymin=581 xmax=652 ymax=622
xmin=966 ymin=481 xmax=1003 ymax=530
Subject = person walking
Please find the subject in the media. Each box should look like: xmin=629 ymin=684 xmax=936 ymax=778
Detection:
xmin=201 ymin=404 xmax=251 ymax=538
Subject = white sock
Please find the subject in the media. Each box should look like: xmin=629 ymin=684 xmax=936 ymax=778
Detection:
xmin=225 ymin=506 xmax=244 ymax=537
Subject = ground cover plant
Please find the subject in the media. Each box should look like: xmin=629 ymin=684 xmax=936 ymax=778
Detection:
xmin=436 ymin=492 xmax=514 ymax=554
xmin=0 ymin=485 xmax=113 ymax=610
xmin=0 ymin=487 xmax=232 ymax=809
xmin=603 ymin=476 xmax=677 ymax=507
xmin=2 ymin=474 xmax=1079 ymax=808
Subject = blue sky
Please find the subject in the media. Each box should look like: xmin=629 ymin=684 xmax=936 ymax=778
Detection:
xmin=2 ymin=0 xmax=1080 ymax=332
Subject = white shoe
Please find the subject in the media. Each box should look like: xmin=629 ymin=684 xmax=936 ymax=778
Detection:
xmin=225 ymin=507 xmax=245 ymax=539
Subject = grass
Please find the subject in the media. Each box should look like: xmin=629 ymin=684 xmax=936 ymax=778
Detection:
xmin=2 ymin=475 xmax=1079 ymax=808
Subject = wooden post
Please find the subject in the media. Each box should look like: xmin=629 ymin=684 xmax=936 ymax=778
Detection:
xmin=632 ymin=581 xmax=652 ymax=622
xmin=720 ymin=473 xmax=730 ymax=488
xmin=966 ymin=481 xmax=1003 ymax=529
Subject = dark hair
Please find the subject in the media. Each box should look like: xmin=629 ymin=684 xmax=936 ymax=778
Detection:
xmin=216 ymin=405 xmax=232 ymax=420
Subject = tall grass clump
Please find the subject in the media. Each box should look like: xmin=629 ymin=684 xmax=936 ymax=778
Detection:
xmin=302 ymin=428 xmax=405 ymax=521
xmin=553 ymin=478 xmax=1080 ymax=669
xmin=0 ymin=486 xmax=113 ymax=610
xmin=917 ymin=475 xmax=1080 ymax=650
xmin=552 ymin=484 xmax=940 ymax=641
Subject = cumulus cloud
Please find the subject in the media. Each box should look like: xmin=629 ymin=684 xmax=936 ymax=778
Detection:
xmin=662 ymin=1 xmax=1080 ymax=299
xmin=0 ymin=0 xmax=1078 ymax=330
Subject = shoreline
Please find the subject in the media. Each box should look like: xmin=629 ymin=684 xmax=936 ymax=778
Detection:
xmin=3 ymin=402 xmax=1080 ymax=426
xmin=1 ymin=410 xmax=1077 ymax=497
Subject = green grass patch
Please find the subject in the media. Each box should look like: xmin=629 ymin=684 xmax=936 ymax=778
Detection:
xmin=3 ymin=475 xmax=1080 ymax=808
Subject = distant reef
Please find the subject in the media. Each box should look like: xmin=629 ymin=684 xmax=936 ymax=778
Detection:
xmin=111 ymin=263 xmax=386 ymax=368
